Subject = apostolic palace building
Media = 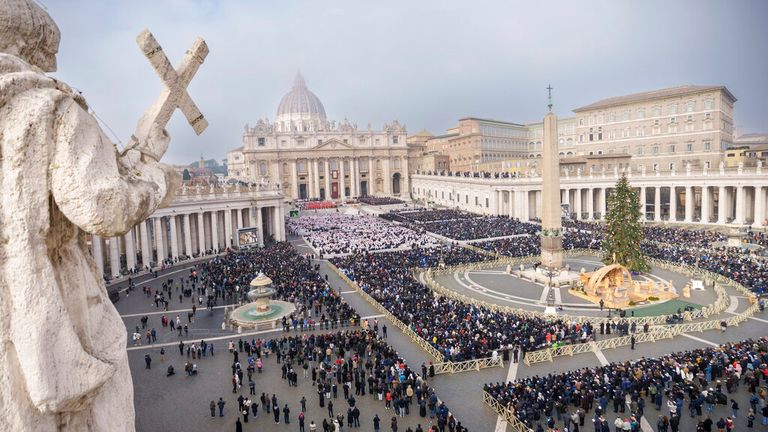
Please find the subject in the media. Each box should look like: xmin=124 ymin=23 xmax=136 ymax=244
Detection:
xmin=89 ymin=81 xmax=768 ymax=279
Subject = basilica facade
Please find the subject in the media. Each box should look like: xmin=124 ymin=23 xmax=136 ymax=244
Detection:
xmin=227 ymin=73 xmax=410 ymax=201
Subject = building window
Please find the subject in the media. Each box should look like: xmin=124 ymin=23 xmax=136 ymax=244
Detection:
xmin=622 ymin=110 xmax=630 ymax=121
xmin=668 ymin=104 xmax=678 ymax=115
xmin=669 ymin=144 xmax=676 ymax=153
xmin=653 ymin=145 xmax=659 ymax=154
xmin=597 ymin=127 xmax=603 ymax=141
xmin=636 ymin=146 xmax=644 ymax=155
xmin=653 ymin=163 xmax=659 ymax=171
xmin=375 ymin=138 xmax=381 ymax=145
xmin=485 ymin=198 xmax=489 ymax=208
xmin=589 ymin=128 xmax=594 ymax=142
xmin=281 ymin=140 xmax=287 ymax=146
xmin=652 ymin=105 xmax=661 ymax=116
xmin=257 ymin=137 xmax=265 ymax=146
xmin=259 ymin=162 xmax=267 ymax=176
xmin=343 ymin=139 xmax=348 ymax=144
xmin=704 ymin=99 xmax=714 ymax=110
xmin=686 ymin=100 xmax=695 ymax=112
xmin=579 ymin=118 xmax=584 ymax=126
xmin=669 ymin=163 xmax=675 ymax=170
xmin=297 ymin=139 xmax=304 ymax=146
xmin=705 ymin=161 xmax=711 ymax=169
xmin=704 ymin=141 xmax=711 ymax=151
xmin=393 ymin=136 xmax=399 ymax=144
xmin=298 ymin=160 xmax=307 ymax=173
xmin=636 ymin=109 xmax=645 ymax=119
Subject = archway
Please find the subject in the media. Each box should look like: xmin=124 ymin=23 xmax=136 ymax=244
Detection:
xmin=392 ymin=173 xmax=401 ymax=195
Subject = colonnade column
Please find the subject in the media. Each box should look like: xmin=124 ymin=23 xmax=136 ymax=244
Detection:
xmin=684 ymin=186 xmax=694 ymax=223
xmin=508 ymin=191 xmax=515 ymax=219
xmin=639 ymin=187 xmax=647 ymax=220
xmin=183 ymin=214 xmax=193 ymax=257
xmin=669 ymin=187 xmax=678 ymax=222
xmin=224 ymin=209 xmax=232 ymax=248
xmin=197 ymin=212 xmax=206 ymax=254
xmin=91 ymin=235 xmax=105 ymax=276
xmin=256 ymin=207 xmax=264 ymax=246
xmin=125 ymin=228 xmax=136 ymax=270
xmin=211 ymin=211 xmax=219 ymax=251
xmin=599 ymin=188 xmax=607 ymax=220
xmin=139 ymin=220 xmax=151 ymax=268
xmin=339 ymin=158 xmax=346 ymax=201
xmin=701 ymin=187 xmax=711 ymax=224
xmin=754 ymin=186 xmax=765 ymax=227
xmin=654 ymin=187 xmax=661 ymax=222
xmin=109 ymin=236 xmax=120 ymax=277
xmin=155 ymin=217 xmax=166 ymax=263
xmin=168 ymin=216 xmax=179 ymax=260
xmin=573 ymin=188 xmax=582 ymax=220
xmin=586 ymin=188 xmax=594 ymax=220
xmin=734 ymin=186 xmax=745 ymax=225
xmin=717 ymin=186 xmax=728 ymax=225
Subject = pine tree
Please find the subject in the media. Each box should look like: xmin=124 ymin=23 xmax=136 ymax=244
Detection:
xmin=602 ymin=174 xmax=649 ymax=272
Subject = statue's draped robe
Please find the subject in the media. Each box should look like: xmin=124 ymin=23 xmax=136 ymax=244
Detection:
xmin=0 ymin=53 xmax=177 ymax=431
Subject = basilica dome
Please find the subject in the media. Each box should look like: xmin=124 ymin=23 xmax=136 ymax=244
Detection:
xmin=276 ymin=73 xmax=327 ymax=124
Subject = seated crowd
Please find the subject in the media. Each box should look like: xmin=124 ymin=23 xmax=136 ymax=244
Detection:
xmin=288 ymin=214 xmax=440 ymax=255
xmin=332 ymin=247 xmax=596 ymax=361
xmin=485 ymin=337 xmax=768 ymax=432
xmin=382 ymin=209 xmax=480 ymax=224
xmin=358 ymin=196 xmax=405 ymax=206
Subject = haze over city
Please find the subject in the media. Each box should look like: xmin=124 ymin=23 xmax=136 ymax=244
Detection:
xmin=45 ymin=0 xmax=768 ymax=164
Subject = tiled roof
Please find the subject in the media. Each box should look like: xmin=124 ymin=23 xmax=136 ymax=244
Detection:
xmin=574 ymin=85 xmax=736 ymax=112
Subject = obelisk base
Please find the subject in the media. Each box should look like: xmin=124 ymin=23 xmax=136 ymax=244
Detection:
xmin=540 ymin=235 xmax=564 ymax=270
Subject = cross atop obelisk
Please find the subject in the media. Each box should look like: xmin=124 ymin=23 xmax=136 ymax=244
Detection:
xmin=546 ymin=84 xmax=553 ymax=112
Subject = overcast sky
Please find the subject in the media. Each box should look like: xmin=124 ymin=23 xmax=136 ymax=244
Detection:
xmin=44 ymin=0 xmax=768 ymax=165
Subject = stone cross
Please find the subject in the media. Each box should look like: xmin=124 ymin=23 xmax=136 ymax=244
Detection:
xmin=129 ymin=29 xmax=209 ymax=151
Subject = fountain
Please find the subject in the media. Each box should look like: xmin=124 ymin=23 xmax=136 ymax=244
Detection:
xmin=228 ymin=273 xmax=295 ymax=330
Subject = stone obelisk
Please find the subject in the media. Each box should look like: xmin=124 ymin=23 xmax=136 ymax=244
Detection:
xmin=540 ymin=85 xmax=564 ymax=270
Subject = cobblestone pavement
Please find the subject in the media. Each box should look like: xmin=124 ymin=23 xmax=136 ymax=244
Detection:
xmin=121 ymin=237 xmax=768 ymax=432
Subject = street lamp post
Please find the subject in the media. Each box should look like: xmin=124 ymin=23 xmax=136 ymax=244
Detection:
xmin=540 ymin=266 xmax=561 ymax=308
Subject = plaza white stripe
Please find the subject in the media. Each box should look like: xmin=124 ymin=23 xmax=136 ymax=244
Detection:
xmin=554 ymin=287 xmax=562 ymax=305
xmin=494 ymin=355 xmax=521 ymax=432
xmin=125 ymin=313 xmax=386 ymax=351
xmin=594 ymin=348 xmax=609 ymax=366
xmin=339 ymin=290 xmax=357 ymax=294
xmin=725 ymin=296 xmax=739 ymax=313
xmin=680 ymin=333 xmax=718 ymax=347
xmin=121 ymin=304 xmax=229 ymax=318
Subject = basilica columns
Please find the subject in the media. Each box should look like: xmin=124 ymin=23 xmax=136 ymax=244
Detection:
xmin=339 ymin=158 xmax=346 ymax=201
xmin=290 ymin=160 xmax=299 ymax=199
xmin=324 ymin=159 xmax=331 ymax=199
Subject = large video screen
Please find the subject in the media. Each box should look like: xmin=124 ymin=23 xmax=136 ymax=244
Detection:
xmin=237 ymin=227 xmax=260 ymax=248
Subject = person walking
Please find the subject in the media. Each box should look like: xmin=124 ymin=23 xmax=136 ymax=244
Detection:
xmin=283 ymin=404 xmax=290 ymax=424
xmin=298 ymin=412 xmax=305 ymax=432
xmin=144 ymin=354 xmax=151 ymax=369
xmin=210 ymin=400 xmax=216 ymax=417
xmin=373 ymin=414 xmax=381 ymax=432
xmin=218 ymin=398 xmax=226 ymax=417
xmin=235 ymin=418 xmax=243 ymax=432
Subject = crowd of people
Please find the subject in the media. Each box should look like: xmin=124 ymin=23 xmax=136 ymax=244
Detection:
xmin=331 ymin=247 xmax=598 ymax=361
xmin=225 ymin=328 xmax=467 ymax=431
xmin=382 ymin=209 xmax=480 ymax=224
xmin=485 ymin=337 xmax=768 ymax=432
xmin=358 ymin=196 xmax=405 ymax=206
xmin=288 ymin=214 xmax=440 ymax=256
xmin=382 ymin=209 xmax=540 ymax=240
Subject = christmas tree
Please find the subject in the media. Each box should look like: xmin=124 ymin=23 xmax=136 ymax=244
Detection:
xmin=602 ymin=174 xmax=649 ymax=272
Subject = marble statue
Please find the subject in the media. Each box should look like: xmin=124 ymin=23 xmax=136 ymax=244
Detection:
xmin=0 ymin=2 xmax=206 ymax=430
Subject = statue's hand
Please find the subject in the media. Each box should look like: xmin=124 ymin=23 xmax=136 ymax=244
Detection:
xmin=135 ymin=123 xmax=170 ymax=161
